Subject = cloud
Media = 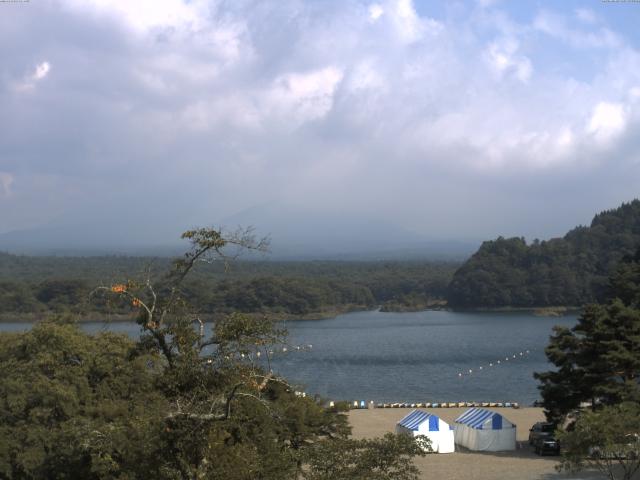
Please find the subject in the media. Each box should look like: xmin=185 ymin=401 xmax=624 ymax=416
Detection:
xmin=587 ymin=102 xmax=627 ymax=144
xmin=64 ymin=0 xmax=205 ymax=32
xmin=0 ymin=0 xmax=640 ymax=243
xmin=15 ymin=61 xmax=51 ymax=91
xmin=533 ymin=10 xmax=620 ymax=49
xmin=368 ymin=3 xmax=384 ymax=22
xmin=265 ymin=67 xmax=344 ymax=126
xmin=485 ymin=38 xmax=532 ymax=82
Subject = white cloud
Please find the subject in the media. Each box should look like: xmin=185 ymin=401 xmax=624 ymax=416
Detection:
xmin=347 ymin=59 xmax=386 ymax=92
xmin=33 ymin=62 xmax=51 ymax=81
xmin=64 ymin=0 xmax=206 ymax=32
xmin=587 ymin=102 xmax=627 ymax=144
xmin=533 ymin=11 xmax=620 ymax=49
xmin=0 ymin=172 xmax=14 ymax=198
xmin=15 ymin=61 xmax=51 ymax=91
xmin=386 ymin=0 xmax=442 ymax=44
xmin=3 ymin=0 xmax=640 ymax=239
xmin=486 ymin=39 xmax=532 ymax=82
xmin=368 ymin=4 xmax=384 ymax=22
xmin=264 ymin=67 xmax=344 ymax=127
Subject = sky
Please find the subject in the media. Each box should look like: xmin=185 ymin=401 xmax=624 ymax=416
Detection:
xmin=1 ymin=0 xmax=640 ymax=253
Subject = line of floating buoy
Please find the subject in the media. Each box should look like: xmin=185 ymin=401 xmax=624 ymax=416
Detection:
xmin=457 ymin=350 xmax=532 ymax=378
xmin=343 ymin=401 xmax=519 ymax=409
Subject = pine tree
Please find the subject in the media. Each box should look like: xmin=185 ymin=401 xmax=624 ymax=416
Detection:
xmin=535 ymin=248 xmax=640 ymax=423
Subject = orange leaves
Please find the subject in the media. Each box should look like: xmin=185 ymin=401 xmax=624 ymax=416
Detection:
xmin=110 ymin=283 xmax=142 ymax=309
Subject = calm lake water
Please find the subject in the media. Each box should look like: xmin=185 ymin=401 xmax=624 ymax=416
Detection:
xmin=1 ymin=310 xmax=577 ymax=405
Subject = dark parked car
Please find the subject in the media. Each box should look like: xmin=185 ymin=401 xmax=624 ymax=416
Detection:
xmin=529 ymin=422 xmax=556 ymax=445
xmin=534 ymin=435 xmax=561 ymax=456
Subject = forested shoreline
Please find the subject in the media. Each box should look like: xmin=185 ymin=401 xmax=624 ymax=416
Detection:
xmin=447 ymin=200 xmax=640 ymax=308
xmin=0 ymin=255 xmax=456 ymax=320
xmin=4 ymin=199 xmax=640 ymax=318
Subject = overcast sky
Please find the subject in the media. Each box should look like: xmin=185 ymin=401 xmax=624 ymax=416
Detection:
xmin=1 ymin=0 xmax=640 ymax=249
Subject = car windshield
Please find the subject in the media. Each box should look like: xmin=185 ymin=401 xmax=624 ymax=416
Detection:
xmin=541 ymin=424 xmax=555 ymax=433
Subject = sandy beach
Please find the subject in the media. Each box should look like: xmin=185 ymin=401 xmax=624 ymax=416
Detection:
xmin=348 ymin=407 xmax=615 ymax=480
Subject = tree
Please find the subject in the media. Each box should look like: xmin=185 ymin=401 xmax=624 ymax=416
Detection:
xmin=0 ymin=227 xmax=427 ymax=480
xmin=0 ymin=319 xmax=166 ymax=479
xmin=447 ymin=199 xmax=640 ymax=308
xmin=303 ymin=433 xmax=429 ymax=480
xmin=534 ymin=248 xmax=640 ymax=424
xmin=557 ymin=403 xmax=640 ymax=480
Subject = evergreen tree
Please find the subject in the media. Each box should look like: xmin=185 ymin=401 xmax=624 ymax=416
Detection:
xmin=535 ymin=248 xmax=640 ymax=423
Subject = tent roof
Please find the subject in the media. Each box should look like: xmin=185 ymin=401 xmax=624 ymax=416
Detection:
xmin=397 ymin=409 xmax=442 ymax=431
xmin=454 ymin=408 xmax=512 ymax=430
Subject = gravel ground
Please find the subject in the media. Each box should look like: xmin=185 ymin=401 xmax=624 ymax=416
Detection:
xmin=348 ymin=407 xmax=627 ymax=480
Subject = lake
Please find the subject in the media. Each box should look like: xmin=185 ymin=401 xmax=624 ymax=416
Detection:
xmin=0 ymin=309 xmax=577 ymax=405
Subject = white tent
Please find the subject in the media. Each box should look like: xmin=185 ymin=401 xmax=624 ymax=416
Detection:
xmin=395 ymin=410 xmax=455 ymax=453
xmin=454 ymin=408 xmax=516 ymax=451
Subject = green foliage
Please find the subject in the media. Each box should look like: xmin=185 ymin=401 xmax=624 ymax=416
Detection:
xmin=448 ymin=200 xmax=640 ymax=307
xmin=303 ymin=433 xmax=428 ymax=480
xmin=0 ymin=228 xmax=428 ymax=479
xmin=557 ymin=403 xmax=640 ymax=480
xmin=535 ymin=248 xmax=640 ymax=423
xmin=0 ymin=320 xmax=165 ymax=479
xmin=0 ymin=256 xmax=457 ymax=318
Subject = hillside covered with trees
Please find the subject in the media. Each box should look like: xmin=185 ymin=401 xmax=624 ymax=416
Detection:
xmin=0 ymin=254 xmax=456 ymax=320
xmin=447 ymin=200 xmax=640 ymax=308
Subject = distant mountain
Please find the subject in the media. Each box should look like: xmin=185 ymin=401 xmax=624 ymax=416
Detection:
xmin=447 ymin=200 xmax=640 ymax=308
xmin=220 ymin=203 xmax=478 ymax=260
xmin=0 ymin=203 xmax=478 ymax=260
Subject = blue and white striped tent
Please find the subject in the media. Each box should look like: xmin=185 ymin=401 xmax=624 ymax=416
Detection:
xmin=395 ymin=410 xmax=455 ymax=453
xmin=454 ymin=408 xmax=516 ymax=451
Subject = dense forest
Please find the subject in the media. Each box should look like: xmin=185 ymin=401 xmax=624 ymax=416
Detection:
xmin=0 ymin=255 xmax=456 ymax=319
xmin=447 ymin=200 xmax=640 ymax=308
xmin=0 ymin=228 xmax=428 ymax=479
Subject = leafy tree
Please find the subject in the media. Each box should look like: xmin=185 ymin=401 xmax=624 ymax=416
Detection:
xmin=535 ymin=248 xmax=640 ymax=423
xmin=0 ymin=319 xmax=166 ymax=479
xmin=0 ymin=227 xmax=427 ymax=480
xmin=557 ymin=403 xmax=640 ymax=480
xmin=303 ymin=433 xmax=429 ymax=480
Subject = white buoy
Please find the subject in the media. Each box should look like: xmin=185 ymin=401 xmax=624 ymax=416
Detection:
xmin=256 ymin=351 xmax=261 ymax=357
xmin=282 ymin=347 xmax=287 ymax=353
xmin=468 ymin=369 xmax=473 ymax=374
xmin=458 ymin=373 xmax=462 ymax=377
xmin=479 ymin=366 xmax=483 ymax=370
xmin=489 ymin=363 xmax=493 ymax=367
xmin=497 ymin=360 xmax=501 ymax=364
